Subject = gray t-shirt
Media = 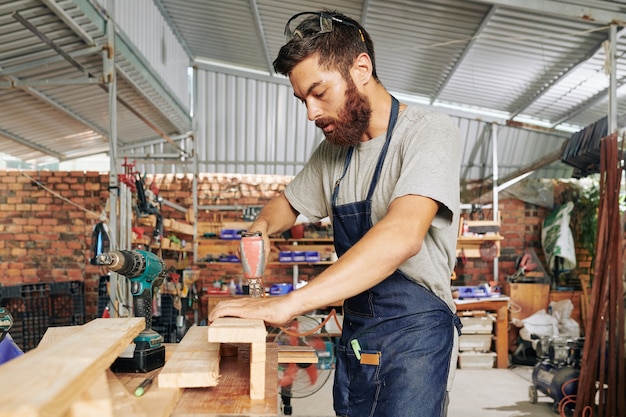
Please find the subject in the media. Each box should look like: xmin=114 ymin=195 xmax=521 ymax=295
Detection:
xmin=284 ymin=106 xmax=461 ymax=311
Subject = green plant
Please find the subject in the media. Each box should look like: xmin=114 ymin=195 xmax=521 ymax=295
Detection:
xmin=571 ymin=180 xmax=600 ymax=256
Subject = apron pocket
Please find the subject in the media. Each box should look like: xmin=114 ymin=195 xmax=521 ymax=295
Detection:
xmin=345 ymin=290 xmax=374 ymax=317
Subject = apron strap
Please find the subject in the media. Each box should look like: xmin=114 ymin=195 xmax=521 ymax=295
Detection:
xmin=332 ymin=96 xmax=400 ymax=205
xmin=366 ymin=96 xmax=399 ymax=200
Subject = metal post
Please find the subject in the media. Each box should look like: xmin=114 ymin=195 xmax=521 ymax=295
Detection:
xmin=609 ymin=25 xmax=617 ymax=134
xmin=491 ymin=124 xmax=499 ymax=283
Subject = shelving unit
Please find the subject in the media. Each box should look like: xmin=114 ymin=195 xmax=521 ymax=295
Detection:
xmin=456 ymin=219 xmax=502 ymax=259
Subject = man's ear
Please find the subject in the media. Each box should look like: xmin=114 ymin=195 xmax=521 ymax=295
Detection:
xmin=352 ymin=53 xmax=373 ymax=86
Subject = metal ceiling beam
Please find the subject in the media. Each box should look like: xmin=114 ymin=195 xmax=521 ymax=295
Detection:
xmin=152 ymin=0 xmax=194 ymax=59
xmin=0 ymin=46 xmax=100 ymax=77
xmin=4 ymin=75 xmax=111 ymax=140
xmin=73 ymin=0 xmax=192 ymax=130
xmin=360 ymin=0 xmax=371 ymax=26
xmin=461 ymin=123 xmax=493 ymax=181
xmin=509 ymin=35 xmax=611 ymax=120
xmin=41 ymin=0 xmax=95 ymax=46
xmin=431 ymin=6 xmax=497 ymax=103
xmin=550 ymin=75 xmax=626 ymax=127
xmin=249 ymin=0 xmax=275 ymax=75
xmin=472 ymin=0 xmax=626 ymax=25
xmin=482 ymin=147 xmax=564 ymax=191
xmin=0 ymin=127 xmax=64 ymax=159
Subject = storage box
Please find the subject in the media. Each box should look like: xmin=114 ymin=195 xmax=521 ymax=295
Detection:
xmin=458 ymin=351 xmax=496 ymax=369
xmin=459 ymin=334 xmax=492 ymax=352
xmin=305 ymin=251 xmax=320 ymax=262
xmin=460 ymin=316 xmax=494 ymax=334
xmin=279 ymin=251 xmax=293 ymax=262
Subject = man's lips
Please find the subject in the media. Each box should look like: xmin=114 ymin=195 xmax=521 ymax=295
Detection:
xmin=318 ymin=122 xmax=334 ymax=133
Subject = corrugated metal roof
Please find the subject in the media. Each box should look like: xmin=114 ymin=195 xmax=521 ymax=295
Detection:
xmin=0 ymin=0 xmax=191 ymax=164
xmin=1 ymin=0 xmax=625 ymax=184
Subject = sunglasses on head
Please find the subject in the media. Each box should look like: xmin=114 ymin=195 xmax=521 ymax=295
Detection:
xmin=284 ymin=11 xmax=365 ymax=43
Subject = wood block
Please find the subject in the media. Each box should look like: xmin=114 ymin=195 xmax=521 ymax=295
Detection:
xmin=208 ymin=319 xmax=267 ymax=400
xmin=0 ymin=318 xmax=144 ymax=417
xmin=171 ymin=344 xmax=278 ymax=416
xmin=249 ymin=342 xmax=266 ymax=400
xmin=208 ymin=318 xmax=267 ymax=343
xmin=159 ymin=326 xmax=221 ymax=388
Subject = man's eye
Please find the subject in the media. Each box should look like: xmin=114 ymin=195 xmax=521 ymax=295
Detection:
xmin=314 ymin=91 xmax=325 ymax=98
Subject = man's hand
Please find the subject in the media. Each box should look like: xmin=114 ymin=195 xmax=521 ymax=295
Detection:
xmin=208 ymin=295 xmax=299 ymax=327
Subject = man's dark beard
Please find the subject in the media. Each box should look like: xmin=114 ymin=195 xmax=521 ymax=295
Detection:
xmin=315 ymin=79 xmax=371 ymax=147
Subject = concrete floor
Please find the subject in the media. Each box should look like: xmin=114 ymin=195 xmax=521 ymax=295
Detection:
xmin=279 ymin=365 xmax=560 ymax=417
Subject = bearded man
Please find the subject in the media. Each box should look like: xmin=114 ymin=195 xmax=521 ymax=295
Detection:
xmin=210 ymin=10 xmax=462 ymax=417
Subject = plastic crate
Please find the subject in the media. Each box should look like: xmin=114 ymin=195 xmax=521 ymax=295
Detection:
xmin=458 ymin=351 xmax=496 ymax=369
xmin=0 ymin=281 xmax=85 ymax=352
xmin=460 ymin=316 xmax=494 ymax=334
xmin=459 ymin=334 xmax=492 ymax=352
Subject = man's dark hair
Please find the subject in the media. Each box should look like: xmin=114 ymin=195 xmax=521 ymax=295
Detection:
xmin=273 ymin=10 xmax=378 ymax=81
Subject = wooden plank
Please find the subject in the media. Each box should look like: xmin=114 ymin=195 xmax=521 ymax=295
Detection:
xmin=104 ymin=370 xmax=148 ymax=417
xmin=208 ymin=318 xmax=267 ymax=343
xmin=249 ymin=342 xmax=266 ymax=400
xmin=0 ymin=318 xmax=144 ymax=417
xmin=171 ymin=344 xmax=278 ymax=416
xmin=158 ymin=326 xmax=221 ymax=388
xmin=113 ymin=370 xmax=181 ymax=417
xmin=277 ymin=345 xmax=319 ymax=364
xmin=66 ymin=372 xmax=112 ymax=417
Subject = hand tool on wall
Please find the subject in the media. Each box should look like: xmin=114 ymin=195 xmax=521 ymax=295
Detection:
xmin=0 ymin=308 xmax=14 ymax=344
xmin=96 ymin=249 xmax=167 ymax=372
xmin=240 ymin=232 xmax=266 ymax=298
xmin=0 ymin=307 xmax=23 ymax=365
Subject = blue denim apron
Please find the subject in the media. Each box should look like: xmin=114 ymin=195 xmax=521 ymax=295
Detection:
xmin=332 ymin=96 xmax=460 ymax=417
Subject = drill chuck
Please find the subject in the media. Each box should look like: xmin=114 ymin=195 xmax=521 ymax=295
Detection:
xmin=96 ymin=250 xmax=146 ymax=277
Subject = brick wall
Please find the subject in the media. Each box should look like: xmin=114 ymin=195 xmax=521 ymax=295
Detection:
xmin=1 ymin=170 xmax=594 ymax=321
xmin=0 ymin=171 xmax=109 ymax=319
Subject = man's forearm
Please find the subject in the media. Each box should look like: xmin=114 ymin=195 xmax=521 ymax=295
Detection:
xmin=248 ymin=193 xmax=299 ymax=236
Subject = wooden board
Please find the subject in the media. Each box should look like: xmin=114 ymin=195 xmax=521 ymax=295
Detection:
xmin=158 ymin=326 xmax=221 ymax=388
xmin=506 ymin=283 xmax=550 ymax=320
xmin=113 ymin=370 xmax=181 ymax=417
xmin=277 ymin=345 xmax=319 ymax=363
xmin=208 ymin=318 xmax=267 ymax=343
xmin=171 ymin=344 xmax=278 ymax=416
xmin=0 ymin=318 xmax=144 ymax=417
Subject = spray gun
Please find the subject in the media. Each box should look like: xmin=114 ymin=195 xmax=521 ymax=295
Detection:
xmin=239 ymin=232 xmax=266 ymax=298
xmin=96 ymin=249 xmax=167 ymax=372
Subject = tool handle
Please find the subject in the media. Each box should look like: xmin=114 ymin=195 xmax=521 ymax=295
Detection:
xmin=133 ymin=285 xmax=153 ymax=330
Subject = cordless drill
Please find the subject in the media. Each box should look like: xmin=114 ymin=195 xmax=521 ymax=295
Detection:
xmin=96 ymin=249 xmax=167 ymax=372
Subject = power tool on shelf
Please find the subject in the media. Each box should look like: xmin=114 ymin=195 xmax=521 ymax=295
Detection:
xmin=96 ymin=249 xmax=167 ymax=372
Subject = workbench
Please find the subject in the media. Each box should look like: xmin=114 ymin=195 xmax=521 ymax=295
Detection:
xmin=0 ymin=319 xmax=278 ymax=417
xmin=455 ymin=296 xmax=510 ymax=368
xmin=118 ymin=342 xmax=278 ymax=417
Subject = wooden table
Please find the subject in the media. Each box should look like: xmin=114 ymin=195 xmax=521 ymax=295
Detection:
xmin=455 ymin=297 xmax=510 ymax=368
xmin=117 ymin=343 xmax=278 ymax=416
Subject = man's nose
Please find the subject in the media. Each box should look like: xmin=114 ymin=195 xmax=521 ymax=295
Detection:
xmin=307 ymin=102 xmax=322 ymax=121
